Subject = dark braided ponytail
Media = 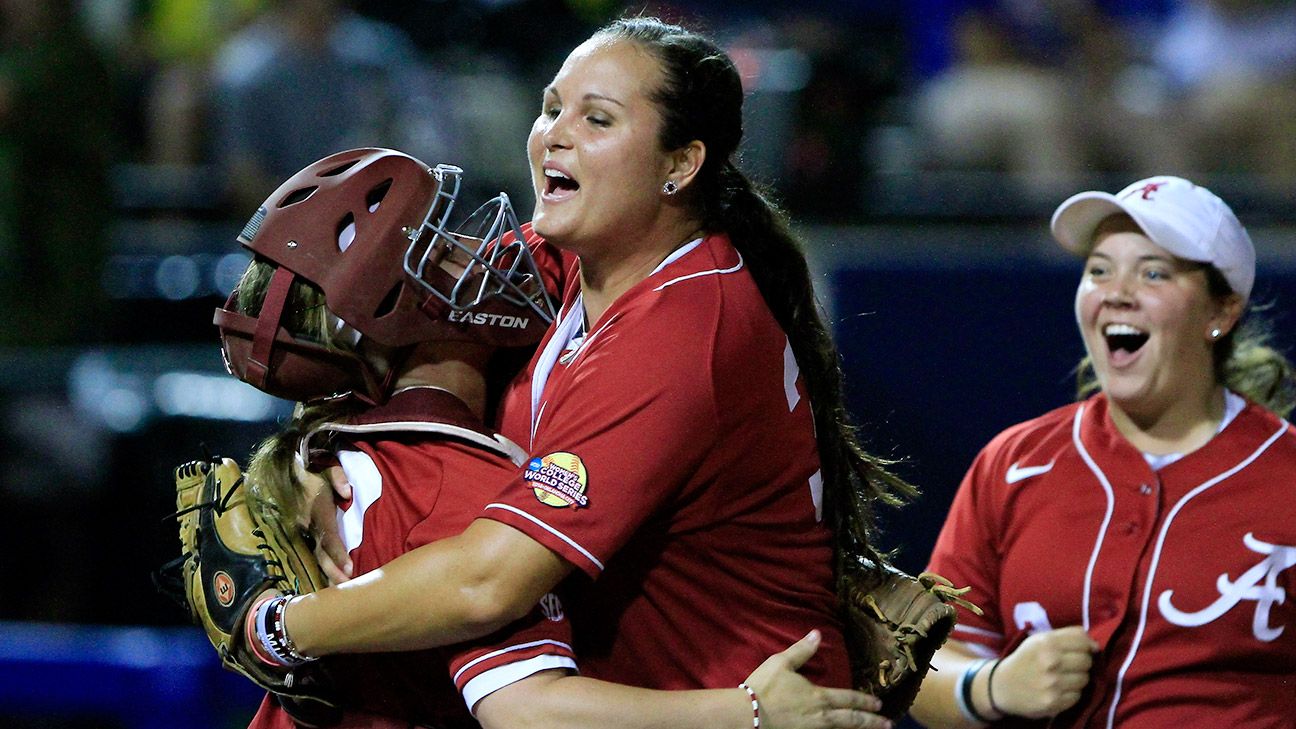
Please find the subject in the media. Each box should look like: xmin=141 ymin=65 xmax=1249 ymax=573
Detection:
xmin=596 ymin=17 xmax=915 ymax=572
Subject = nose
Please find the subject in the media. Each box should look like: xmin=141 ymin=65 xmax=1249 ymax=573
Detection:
xmin=1100 ymin=273 xmax=1136 ymax=307
xmin=540 ymin=112 xmax=571 ymax=151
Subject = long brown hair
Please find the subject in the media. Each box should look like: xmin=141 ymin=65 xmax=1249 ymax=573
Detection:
xmin=595 ymin=17 xmax=914 ymax=572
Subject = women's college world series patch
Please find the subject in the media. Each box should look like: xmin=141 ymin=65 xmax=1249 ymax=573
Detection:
xmin=525 ymin=452 xmax=590 ymax=508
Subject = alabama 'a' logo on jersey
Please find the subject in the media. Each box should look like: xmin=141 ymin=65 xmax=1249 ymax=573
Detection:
xmin=1158 ymin=532 xmax=1296 ymax=641
xmin=524 ymin=452 xmax=589 ymax=508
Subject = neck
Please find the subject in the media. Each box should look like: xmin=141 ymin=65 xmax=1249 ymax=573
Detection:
xmin=577 ymin=223 xmax=704 ymax=324
xmin=391 ymin=345 xmax=490 ymax=421
xmin=1107 ymin=383 xmax=1227 ymax=456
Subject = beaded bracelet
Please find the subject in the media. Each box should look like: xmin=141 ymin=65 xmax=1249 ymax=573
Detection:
xmin=738 ymin=682 xmax=761 ymax=729
xmin=954 ymin=658 xmax=993 ymax=724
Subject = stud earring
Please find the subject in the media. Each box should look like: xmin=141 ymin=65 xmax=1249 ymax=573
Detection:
xmin=662 ymin=180 xmax=679 ymax=196
xmin=1210 ymin=328 xmax=1222 ymax=340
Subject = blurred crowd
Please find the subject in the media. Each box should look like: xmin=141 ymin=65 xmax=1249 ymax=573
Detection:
xmin=2 ymin=0 xmax=1294 ymax=348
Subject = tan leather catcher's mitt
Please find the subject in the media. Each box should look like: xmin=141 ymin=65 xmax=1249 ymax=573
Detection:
xmin=842 ymin=559 xmax=982 ymax=719
xmin=168 ymin=457 xmax=336 ymax=715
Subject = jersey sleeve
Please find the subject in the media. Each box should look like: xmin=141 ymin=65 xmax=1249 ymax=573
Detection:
xmin=446 ymin=593 xmax=577 ymax=714
xmin=927 ymin=437 xmax=1010 ymax=654
xmin=482 ymin=305 xmax=717 ymax=577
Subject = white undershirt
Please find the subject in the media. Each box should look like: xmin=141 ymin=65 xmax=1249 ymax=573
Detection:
xmin=1142 ymin=390 xmax=1246 ymax=471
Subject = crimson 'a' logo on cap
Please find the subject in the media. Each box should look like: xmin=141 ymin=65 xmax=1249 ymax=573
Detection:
xmin=1124 ymin=182 xmax=1165 ymax=201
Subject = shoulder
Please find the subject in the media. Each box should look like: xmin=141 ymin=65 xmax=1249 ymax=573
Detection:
xmin=1232 ymin=400 xmax=1296 ymax=457
xmin=982 ymin=399 xmax=1085 ymax=459
xmin=960 ymin=399 xmax=1089 ymax=492
xmin=615 ymin=234 xmax=762 ymax=336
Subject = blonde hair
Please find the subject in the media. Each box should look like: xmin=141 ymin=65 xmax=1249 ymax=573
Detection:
xmin=234 ymin=259 xmax=341 ymax=349
xmin=1220 ymin=312 xmax=1296 ymax=418
xmin=245 ymin=400 xmax=359 ymax=526
xmin=233 ymin=259 xmax=366 ymax=522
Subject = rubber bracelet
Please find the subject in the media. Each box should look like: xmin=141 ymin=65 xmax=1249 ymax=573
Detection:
xmin=738 ymin=682 xmax=761 ymax=729
xmin=987 ymin=658 xmax=1006 ymax=717
xmin=955 ymin=658 xmax=993 ymax=724
xmin=252 ymin=595 xmax=315 ymax=667
xmin=247 ymin=595 xmax=281 ymax=667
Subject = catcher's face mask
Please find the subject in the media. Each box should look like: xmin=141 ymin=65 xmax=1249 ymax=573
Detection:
xmin=215 ymin=147 xmax=558 ymax=404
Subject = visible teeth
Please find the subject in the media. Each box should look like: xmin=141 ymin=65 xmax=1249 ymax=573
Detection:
xmin=544 ymin=169 xmax=569 ymax=180
xmin=1104 ymin=323 xmax=1144 ymax=336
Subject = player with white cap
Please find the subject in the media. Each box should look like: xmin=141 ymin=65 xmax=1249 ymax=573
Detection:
xmin=910 ymin=176 xmax=1296 ymax=728
xmin=1050 ymin=175 xmax=1255 ymax=302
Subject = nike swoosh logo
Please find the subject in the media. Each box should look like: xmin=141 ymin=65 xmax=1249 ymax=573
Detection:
xmin=1006 ymin=461 xmax=1055 ymax=484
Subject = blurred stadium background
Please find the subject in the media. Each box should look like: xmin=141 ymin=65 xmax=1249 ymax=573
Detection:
xmin=1 ymin=0 xmax=1292 ymax=726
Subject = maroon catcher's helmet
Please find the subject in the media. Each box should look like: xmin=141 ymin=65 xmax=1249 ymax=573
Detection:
xmin=214 ymin=147 xmax=557 ymax=404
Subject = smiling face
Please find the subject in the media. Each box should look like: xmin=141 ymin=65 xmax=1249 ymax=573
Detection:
xmin=525 ymin=37 xmax=679 ymax=255
xmin=1075 ymin=216 xmax=1241 ymax=418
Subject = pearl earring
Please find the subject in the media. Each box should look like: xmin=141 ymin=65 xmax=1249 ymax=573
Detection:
xmin=662 ymin=180 xmax=679 ymax=196
xmin=1210 ymin=328 xmax=1222 ymax=340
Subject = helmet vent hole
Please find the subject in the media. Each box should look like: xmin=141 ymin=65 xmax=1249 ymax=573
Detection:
xmin=336 ymin=212 xmax=357 ymax=252
xmin=320 ymin=160 xmax=358 ymax=177
xmin=366 ymin=179 xmax=392 ymax=213
xmin=374 ymin=282 xmax=402 ymax=319
xmin=278 ymin=186 xmax=318 ymax=208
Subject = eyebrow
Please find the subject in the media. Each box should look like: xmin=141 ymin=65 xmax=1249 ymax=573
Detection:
xmin=1086 ymin=252 xmax=1194 ymax=268
xmin=542 ymin=86 xmax=626 ymax=108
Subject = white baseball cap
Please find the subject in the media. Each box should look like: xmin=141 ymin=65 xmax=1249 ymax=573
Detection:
xmin=1050 ymin=175 xmax=1255 ymax=301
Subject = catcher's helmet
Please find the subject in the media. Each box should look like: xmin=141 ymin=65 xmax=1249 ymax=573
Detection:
xmin=215 ymin=147 xmax=558 ymax=404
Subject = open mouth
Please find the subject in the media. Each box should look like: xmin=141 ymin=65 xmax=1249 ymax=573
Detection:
xmin=1104 ymin=323 xmax=1149 ymax=355
xmin=544 ymin=168 xmax=579 ymax=196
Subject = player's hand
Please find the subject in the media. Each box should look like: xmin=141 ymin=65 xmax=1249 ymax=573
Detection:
xmin=745 ymin=630 xmax=892 ymax=729
xmin=299 ymin=463 xmax=353 ymax=583
xmin=991 ymin=626 xmax=1097 ymax=719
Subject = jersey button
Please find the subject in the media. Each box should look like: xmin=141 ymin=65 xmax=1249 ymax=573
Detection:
xmin=1120 ymin=521 xmax=1139 ymax=536
xmin=1139 ymin=483 xmax=1153 ymax=495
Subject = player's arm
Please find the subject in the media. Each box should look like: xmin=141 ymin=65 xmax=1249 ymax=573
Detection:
xmin=476 ymin=632 xmax=891 ymax=729
xmin=285 ymin=518 xmax=572 ymax=655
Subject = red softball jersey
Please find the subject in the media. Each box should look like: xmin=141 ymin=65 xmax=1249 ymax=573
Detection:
xmin=248 ymin=388 xmax=576 ymax=729
xmin=488 ymin=233 xmax=850 ymax=690
xmin=929 ymin=392 xmax=1296 ymax=727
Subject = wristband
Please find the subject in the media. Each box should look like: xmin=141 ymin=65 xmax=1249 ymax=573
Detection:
xmin=987 ymin=658 xmax=1006 ymax=717
xmin=954 ymin=658 xmax=993 ymax=724
xmin=252 ymin=594 xmax=317 ymax=667
xmin=738 ymin=683 xmax=761 ymax=729
xmin=246 ymin=595 xmax=280 ymax=667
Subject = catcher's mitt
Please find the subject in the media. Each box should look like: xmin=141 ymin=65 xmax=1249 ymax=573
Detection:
xmin=163 ymin=456 xmax=337 ymax=719
xmin=841 ymin=558 xmax=981 ymax=720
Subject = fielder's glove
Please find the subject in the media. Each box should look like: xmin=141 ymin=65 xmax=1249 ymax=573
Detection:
xmin=841 ymin=557 xmax=981 ymax=720
xmin=163 ymin=456 xmax=338 ymax=722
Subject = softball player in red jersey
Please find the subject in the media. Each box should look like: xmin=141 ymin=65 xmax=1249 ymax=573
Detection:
xmin=274 ymin=17 xmax=903 ymax=728
xmin=246 ymin=388 xmax=577 ymax=729
xmin=487 ymin=232 xmax=848 ymax=690
xmin=911 ymin=176 xmax=1296 ymax=728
